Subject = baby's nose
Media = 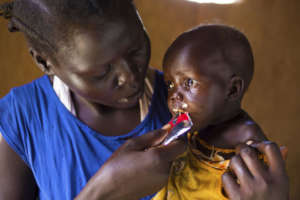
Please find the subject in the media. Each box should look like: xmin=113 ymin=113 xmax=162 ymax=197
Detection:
xmin=170 ymin=91 xmax=184 ymax=102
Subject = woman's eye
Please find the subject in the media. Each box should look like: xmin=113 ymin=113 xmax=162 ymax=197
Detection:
xmin=129 ymin=48 xmax=143 ymax=58
xmin=166 ymin=81 xmax=175 ymax=90
xmin=93 ymin=64 xmax=112 ymax=80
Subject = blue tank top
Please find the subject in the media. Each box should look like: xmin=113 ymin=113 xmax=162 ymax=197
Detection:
xmin=0 ymin=71 xmax=171 ymax=200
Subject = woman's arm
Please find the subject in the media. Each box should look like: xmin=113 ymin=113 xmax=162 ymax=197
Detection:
xmin=75 ymin=128 xmax=186 ymax=200
xmin=0 ymin=133 xmax=38 ymax=199
xmin=222 ymin=141 xmax=289 ymax=200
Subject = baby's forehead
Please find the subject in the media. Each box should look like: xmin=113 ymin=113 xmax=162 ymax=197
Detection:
xmin=164 ymin=42 xmax=234 ymax=82
xmin=165 ymin=27 xmax=243 ymax=68
xmin=166 ymin=38 xmax=225 ymax=66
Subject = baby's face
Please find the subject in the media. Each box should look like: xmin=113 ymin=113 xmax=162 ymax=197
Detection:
xmin=163 ymin=49 xmax=231 ymax=131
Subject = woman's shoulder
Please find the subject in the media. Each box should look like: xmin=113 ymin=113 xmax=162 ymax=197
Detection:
xmin=0 ymin=75 xmax=51 ymax=113
xmin=2 ymin=75 xmax=48 ymax=97
xmin=147 ymin=67 xmax=163 ymax=85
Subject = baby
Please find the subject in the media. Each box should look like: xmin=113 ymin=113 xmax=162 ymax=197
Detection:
xmin=153 ymin=24 xmax=267 ymax=200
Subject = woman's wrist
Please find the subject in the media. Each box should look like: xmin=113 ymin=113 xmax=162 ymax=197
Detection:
xmin=75 ymin=167 xmax=116 ymax=200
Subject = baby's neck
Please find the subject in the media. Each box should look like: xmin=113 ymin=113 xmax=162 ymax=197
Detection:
xmin=195 ymin=109 xmax=247 ymax=149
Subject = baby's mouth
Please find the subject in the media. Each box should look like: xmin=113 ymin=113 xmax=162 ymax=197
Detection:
xmin=172 ymin=102 xmax=188 ymax=115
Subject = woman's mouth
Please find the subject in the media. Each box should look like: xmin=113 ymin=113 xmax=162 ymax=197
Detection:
xmin=118 ymin=88 xmax=144 ymax=104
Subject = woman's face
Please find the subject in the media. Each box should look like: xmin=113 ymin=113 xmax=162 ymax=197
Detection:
xmin=52 ymin=6 xmax=150 ymax=109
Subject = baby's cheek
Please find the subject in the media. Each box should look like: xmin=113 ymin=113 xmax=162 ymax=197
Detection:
xmin=167 ymin=98 xmax=173 ymax=110
xmin=189 ymin=100 xmax=206 ymax=114
xmin=189 ymin=105 xmax=213 ymax=128
xmin=189 ymin=108 xmax=203 ymax=122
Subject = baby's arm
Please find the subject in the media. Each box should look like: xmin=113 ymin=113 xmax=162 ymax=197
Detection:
xmin=191 ymin=111 xmax=267 ymax=149
xmin=217 ymin=111 xmax=268 ymax=148
xmin=234 ymin=112 xmax=267 ymax=144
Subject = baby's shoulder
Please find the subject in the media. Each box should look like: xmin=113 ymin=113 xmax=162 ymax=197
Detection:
xmin=200 ymin=111 xmax=267 ymax=148
xmin=229 ymin=111 xmax=267 ymax=144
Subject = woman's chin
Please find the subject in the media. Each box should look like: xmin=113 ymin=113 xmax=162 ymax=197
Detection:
xmin=114 ymin=88 xmax=144 ymax=109
xmin=116 ymin=101 xmax=139 ymax=109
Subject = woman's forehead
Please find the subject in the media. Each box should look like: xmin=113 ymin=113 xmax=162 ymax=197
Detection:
xmin=57 ymin=17 xmax=146 ymax=72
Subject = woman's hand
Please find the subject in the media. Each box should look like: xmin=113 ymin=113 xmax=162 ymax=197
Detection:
xmin=76 ymin=127 xmax=186 ymax=200
xmin=222 ymin=141 xmax=289 ymax=200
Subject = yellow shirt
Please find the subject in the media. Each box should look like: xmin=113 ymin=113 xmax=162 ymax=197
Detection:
xmin=152 ymin=133 xmax=235 ymax=200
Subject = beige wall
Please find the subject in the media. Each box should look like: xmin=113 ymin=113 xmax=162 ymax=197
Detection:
xmin=1 ymin=0 xmax=299 ymax=198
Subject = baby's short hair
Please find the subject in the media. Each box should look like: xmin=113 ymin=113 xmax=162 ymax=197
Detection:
xmin=165 ymin=24 xmax=254 ymax=90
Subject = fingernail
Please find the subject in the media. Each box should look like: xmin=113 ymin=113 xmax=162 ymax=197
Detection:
xmin=162 ymin=124 xmax=171 ymax=131
xmin=249 ymin=143 xmax=259 ymax=148
xmin=280 ymin=145 xmax=287 ymax=150
xmin=263 ymin=141 xmax=273 ymax=145
xmin=246 ymin=140 xmax=254 ymax=145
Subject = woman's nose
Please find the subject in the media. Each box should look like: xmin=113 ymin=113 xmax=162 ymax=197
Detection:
xmin=117 ymin=73 xmax=126 ymax=87
xmin=114 ymin=59 xmax=139 ymax=89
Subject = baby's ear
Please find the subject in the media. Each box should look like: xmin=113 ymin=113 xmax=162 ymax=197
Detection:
xmin=29 ymin=48 xmax=55 ymax=76
xmin=226 ymin=75 xmax=244 ymax=101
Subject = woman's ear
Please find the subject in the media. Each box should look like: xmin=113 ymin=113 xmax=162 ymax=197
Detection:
xmin=226 ymin=75 xmax=244 ymax=101
xmin=29 ymin=48 xmax=55 ymax=75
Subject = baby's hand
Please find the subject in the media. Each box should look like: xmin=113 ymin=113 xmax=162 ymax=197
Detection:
xmin=222 ymin=141 xmax=289 ymax=200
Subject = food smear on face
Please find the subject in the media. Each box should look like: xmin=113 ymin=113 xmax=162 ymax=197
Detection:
xmin=172 ymin=102 xmax=188 ymax=115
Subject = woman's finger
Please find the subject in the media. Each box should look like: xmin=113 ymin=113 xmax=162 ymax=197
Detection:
xmin=222 ymin=171 xmax=240 ymax=200
xmin=155 ymin=139 xmax=187 ymax=162
xmin=238 ymin=144 xmax=268 ymax=180
xmin=251 ymin=141 xmax=286 ymax=175
xmin=161 ymin=123 xmax=171 ymax=131
xmin=229 ymin=154 xmax=253 ymax=187
xmin=125 ymin=129 xmax=168 ymax=150
xmin=280 ymin=146 xmax=288 ymax=161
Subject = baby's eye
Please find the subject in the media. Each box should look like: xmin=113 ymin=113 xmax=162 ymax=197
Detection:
xmin=184 ymin=78 xmax=195 ymax=88
xmin=166 ymin=81 xmax=175 ymax=90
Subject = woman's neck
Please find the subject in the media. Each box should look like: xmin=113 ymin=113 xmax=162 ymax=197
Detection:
xmin=72 ymin=92 xmax=141 ymax=136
